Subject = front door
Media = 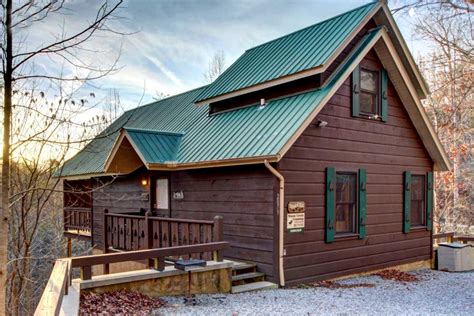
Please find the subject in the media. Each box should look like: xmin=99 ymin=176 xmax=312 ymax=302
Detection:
xmin=151 ymin=177 xmax=170 ymax=217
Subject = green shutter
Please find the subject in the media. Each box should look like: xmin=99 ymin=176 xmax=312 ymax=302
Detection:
xmin=426 ymin=172 xmax=433 ymax=231
xmin=381 ymin=68 xmax=388 ymax=122
xmin=358 ymin=169 xmax=367 ymax=239
xmin=352 ymin=65 xmax=360 ymax=117
xmin=325 ymin=167 xmax=336 ymax=243
xmin=403 ymin=171 xmax=411 ymax=233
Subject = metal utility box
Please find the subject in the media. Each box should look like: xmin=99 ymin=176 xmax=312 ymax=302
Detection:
xmin=437 ymin=243 xmax=474 ymax=272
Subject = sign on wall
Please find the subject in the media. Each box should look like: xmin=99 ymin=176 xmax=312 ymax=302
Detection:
xmin=287 ymin=201 xmax=305 ymax=233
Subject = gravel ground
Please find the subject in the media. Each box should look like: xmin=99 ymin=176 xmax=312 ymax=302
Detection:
xmin=156 ymin=269 xmax=474 ymax=315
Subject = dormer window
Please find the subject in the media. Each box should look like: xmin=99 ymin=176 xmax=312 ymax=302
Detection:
xmin=360 ymin=69 xmax=379 ymax=116
xmin=351 ymin=65 xmax=388 ymax=122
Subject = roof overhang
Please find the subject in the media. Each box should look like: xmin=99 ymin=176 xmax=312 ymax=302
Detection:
xmin=104 ymin=128 xmax=281 ymax=174
xmin=195 ymin=2 xmax=429 ymax=106
xmin=274 ymin=27 xmax=450 ymax=171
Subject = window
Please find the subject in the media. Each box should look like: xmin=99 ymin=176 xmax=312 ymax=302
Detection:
xmin=155 ymin=178 xmax=169 ymax=209
xmin=410 ymin=175 xmax=426 ymax=227
xmin=335 ymin=172 xmax=357 ymax=234
xmin=325 ymin=167 xmax=366 ymax=243
xmin=403 ymin=171 xmax=433 ymax=233
xmin=351 ymin=66 xmax=388 ymax=121
xmin=360 ymin=69 xmax=379 ymax=115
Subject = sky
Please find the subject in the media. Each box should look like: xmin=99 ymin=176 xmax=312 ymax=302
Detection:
xmin=18 ymin=0 xmax=424 ymax=112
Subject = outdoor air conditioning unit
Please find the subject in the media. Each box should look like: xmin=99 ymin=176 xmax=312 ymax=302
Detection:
xmin=437 ymin=242 xmax=474 ymax=272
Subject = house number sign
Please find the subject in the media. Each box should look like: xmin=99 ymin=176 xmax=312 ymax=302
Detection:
xmin=287 ymin=201 xmax=305 ymax=233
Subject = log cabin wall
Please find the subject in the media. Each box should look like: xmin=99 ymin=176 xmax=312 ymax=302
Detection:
xmin=278 ymin=48 xmax=434 ymax=285
xmin=169 ymin=165 xmax=278 ymax=283
xmin=91 ymin=168 xmax=151 ymax=249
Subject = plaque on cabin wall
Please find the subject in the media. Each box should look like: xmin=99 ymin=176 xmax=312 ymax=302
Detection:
xmin=287 ymin=201 xmax=305 ymax=233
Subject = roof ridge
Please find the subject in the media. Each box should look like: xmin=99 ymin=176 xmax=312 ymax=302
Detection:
xmin=245 ymin=1 xmax=378 ymax=52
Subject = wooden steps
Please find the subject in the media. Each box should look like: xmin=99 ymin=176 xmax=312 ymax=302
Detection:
xmin=230 ymin=260 xmax=277 ymax=293
xmin=232 ymin=281 xmax=278 ymax=293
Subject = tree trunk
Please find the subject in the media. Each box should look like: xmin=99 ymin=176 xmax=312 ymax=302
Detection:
xmin=1 ymin=0 xmax=13 ymax=314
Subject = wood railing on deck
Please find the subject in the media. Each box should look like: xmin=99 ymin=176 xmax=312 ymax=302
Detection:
xmin=34 ymin=259 xmax=71 ymax=316
xmin=103 ymin=210 xmax=223 ymax=262
xmin=73 ymin=241 xmax=229 ymax=280
xmin=433 ymin=232 xmax=474 ymax=244
xmin=35 ymin=242 xmax=229 ymax=316
xmin=64 ymin=207 xmax=92 ymax=233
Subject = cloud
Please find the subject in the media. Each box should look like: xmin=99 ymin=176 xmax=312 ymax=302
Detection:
xmin=15 ymin=0 xmax=374 ymax=109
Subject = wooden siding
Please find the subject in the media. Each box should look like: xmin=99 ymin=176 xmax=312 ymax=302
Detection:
xmin=91 ymin=169 xmax=150 ymax=249
xmin=278 ymin=48 xmax=433 ymax=285
xmin=169 ymin=165 xmax=277 ymax=282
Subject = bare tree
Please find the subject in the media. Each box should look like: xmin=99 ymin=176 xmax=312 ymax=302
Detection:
xmin=0 ymin=1 xmax=127 ymax=314
xmin=203 ymin=50 xmax=226 ymax=83
xmin=393 ymin=0 xmax=473 ymax=233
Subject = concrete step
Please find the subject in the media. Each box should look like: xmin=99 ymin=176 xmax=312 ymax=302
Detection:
xmin=232 ymin=272 xmax=265 ymax=282
xmin=231 ymin=281 xmax=278 ymax=294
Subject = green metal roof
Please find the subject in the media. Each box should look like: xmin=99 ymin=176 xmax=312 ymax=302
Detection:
xmin=194 ymin=1 xmax=378 ymax=103
xmin=124 ymin=128 xmax=183 ymax=163
xmin=59 ymin=27 xmax=382 ymax=178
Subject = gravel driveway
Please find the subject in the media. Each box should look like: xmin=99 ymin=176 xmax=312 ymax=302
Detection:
xmin=156 ymin=269 xmax=473 ymax=315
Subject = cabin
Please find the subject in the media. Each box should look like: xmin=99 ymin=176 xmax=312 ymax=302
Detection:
xmin=59 ymin=0 xmax=451 ymax=288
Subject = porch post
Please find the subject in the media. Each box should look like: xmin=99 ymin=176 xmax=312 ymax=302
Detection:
xmin=212 ymin=215 xmax=223 ymax=261
xmin=66 ymin=238 xmax=72 ymax=257
xmin=145 ymin=211 xmax=154 ymax=268
xmin=103 ymin=209 xmax=110 ymax=274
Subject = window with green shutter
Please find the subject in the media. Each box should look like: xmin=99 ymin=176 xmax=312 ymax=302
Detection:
xmin=403 ymin=171 xmax=432 ymax=233
xmin=351 ymin=66 xmax=388 ymax=121
xmin=325 ymin=167 xmax=367 ymax=243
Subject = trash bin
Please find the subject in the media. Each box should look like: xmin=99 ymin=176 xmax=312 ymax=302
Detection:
xmin=437 ymin=242 xmax=474 ymax=272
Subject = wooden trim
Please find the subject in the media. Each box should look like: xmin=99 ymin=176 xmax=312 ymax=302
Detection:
xmin=147 ymin=155 xmax=280 ymax=170
xmin=194 ymin=3 xmax=383 ymax=106
xmin=376 ymin=31 xmax=451 ymax=170
xmin=378 ymin=5 xmax=429 ymax=98
xmin=104 ymin=129 xmax=148 ymax=173
xmin=59 ymin=172 xmax=126 ymax=181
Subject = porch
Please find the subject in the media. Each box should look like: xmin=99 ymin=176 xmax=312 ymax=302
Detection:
xmin=63 ymin=207 xmax=276 ymax=292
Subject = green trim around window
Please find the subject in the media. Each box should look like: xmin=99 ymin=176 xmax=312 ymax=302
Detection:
xmin=325 ymin=167 xmax=336 ymax=243
xmin=426 ymin=172 xmax=433 ymax=231
xmin=358 ymin=169 xmax=367 ymax=239
xmin=403 ymin=171 xmax=411 ymax=233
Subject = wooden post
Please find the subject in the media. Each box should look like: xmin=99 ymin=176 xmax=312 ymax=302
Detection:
xmin=212 ymin=215 xmax=223 ymax=262
xmin=67 ymin=238 xmax=72 ymax=258
xmin=103 ymin=209 xmax=110 ymax=275
xmin=80 ymin=266 xmax=92 ymax=280
xmin=145 ymin=211 xmax=154 ymax=268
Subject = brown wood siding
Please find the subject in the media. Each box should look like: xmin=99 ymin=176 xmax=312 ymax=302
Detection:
xmin=278 ymin=48 xmax=433 ymax=285
xmin=92 ymin=169 xmax=151 ymax=249
xmin=170 ymin=165 xmax=277 ymax=282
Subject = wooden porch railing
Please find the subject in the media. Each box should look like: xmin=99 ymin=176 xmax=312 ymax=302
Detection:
xmin=64 ymin=207 xmax=92 ymax=234
xmin=34 ymin=259 xmax=71 ymax=316
xmin=35 ymin=242 xmax=229 ymax=316
xmin=103 ymin=210 xmax=223 ymax=261
xmin=433 ymin=232 xmax=474 ymax=244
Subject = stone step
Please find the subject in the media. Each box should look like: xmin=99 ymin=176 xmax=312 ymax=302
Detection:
xmin=231 ymin=281 xmax=278 ymax=294
xmin=232 ymin=272 xmax=265 ymax=282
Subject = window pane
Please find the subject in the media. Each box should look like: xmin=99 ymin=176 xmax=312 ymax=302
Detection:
xmin=410 ymin=175 xmax=425 ymax=226
xmin=360 ymin=70 xmax=377 ymax=92
xmin=156 ymin=179 xmax=169 ymax=209
xmin=360 ymin=92 xmax=376 ymax=114
xmin=335 ymin=173 xmax=356 ymax=234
